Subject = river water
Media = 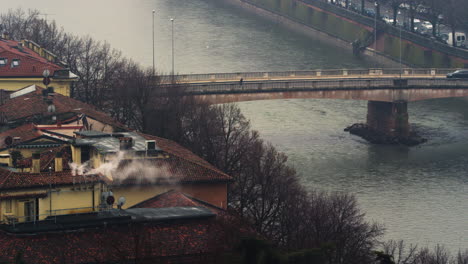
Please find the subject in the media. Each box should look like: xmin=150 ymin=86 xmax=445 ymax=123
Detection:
xmin=3 ymin=0 xmax=466 ymax=252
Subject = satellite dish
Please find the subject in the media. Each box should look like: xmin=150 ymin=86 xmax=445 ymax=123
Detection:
xmin=106 ymin=195 xmax=115 ymax=205
xmin=4 ymin=136 xmax=12 ymax=146
xmin=117 ymin=196 xmax=126 ymax=207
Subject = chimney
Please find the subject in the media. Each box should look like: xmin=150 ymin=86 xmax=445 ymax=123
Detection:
xmin=1 ymin=32 xmax=10 ymax=40
xmin=119 ymin=137 xmax=133 ymax=151
xmin=31 ymin=153 xmax=40 ymax=173
xmin=54 ymin=152 xmax=63 ymax=172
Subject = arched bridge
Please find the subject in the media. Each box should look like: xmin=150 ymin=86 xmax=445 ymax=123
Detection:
xmin=162 ymin=68 xmax=468 ymax=140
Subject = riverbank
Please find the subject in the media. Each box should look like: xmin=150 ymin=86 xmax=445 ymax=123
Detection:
xmin=221 ymin=0 xmax=468 ymax=68
xmin=223 ymin=0 xmax=401 ymax=67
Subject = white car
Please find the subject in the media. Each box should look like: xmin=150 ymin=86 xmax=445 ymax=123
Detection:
xmin=420 ymin=21 xmax=433 ymax=30
xmin=382 ymin=16 xmax=394 ymax=24
xmin=399 ymin=3 xmax=410 ymax=9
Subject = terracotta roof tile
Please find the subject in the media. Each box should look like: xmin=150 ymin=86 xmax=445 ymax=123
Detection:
xmin=0 ymin=86 xmax=127 ymax=130
xmin=139 ymin=133 xmax=230 ymax=180
xmin=0 ymin=167 xmax=101 ymax=190
xmin=0 ymin=39 xmax=62 ymax=77
xmin=112 ymin=156 xmax=232 ymax=185
xmin=0 ymin=218 xmax=239 ymax=263
xmin=0 ymin=123 xmax=42 ymax=149
xmin=130 ymin=190 xmax=223 ymax=212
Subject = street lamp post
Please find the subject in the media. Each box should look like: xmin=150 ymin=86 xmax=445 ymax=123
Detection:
xmin=399 ymin=11 xmax=402 ymax=78
xmin=170 ymin=18 xmax=175 ymax=81
xmin=152 ymin=10 xmax=155 ymax=76
xmin=374 ymin=1 xmax=378 ymax=68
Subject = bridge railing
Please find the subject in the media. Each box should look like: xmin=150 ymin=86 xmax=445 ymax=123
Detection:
xmin=177 ymin=78 xmax=468 ymax=94
xmin=170 ymin=68 xmax=457 ymax=83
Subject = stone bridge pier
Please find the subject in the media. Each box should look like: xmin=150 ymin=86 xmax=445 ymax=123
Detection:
xmin=366 ymin=100 xmax=409 ymax=138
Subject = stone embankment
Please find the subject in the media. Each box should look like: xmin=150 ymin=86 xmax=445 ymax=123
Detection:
xmin=344 ymin=123 xmax=427 ymax=146
xmin=224 ymin=0 xmax=468 ymax=68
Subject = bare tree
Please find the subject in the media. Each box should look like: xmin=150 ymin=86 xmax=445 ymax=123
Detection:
xmin=382 ymin=240 xmax=419 ymax=264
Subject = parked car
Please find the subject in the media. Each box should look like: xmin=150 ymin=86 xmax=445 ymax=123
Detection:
xmin=364 ymin=8 xmax=375 ymax=17
xmin=399 ymin=3 xmax=410 ymax=9
xmin=382 ymin=16 xmax=394 ymax=24
xmin=446 ymin=69 xmax=468 ymax=78
xmin=420 ymin=21 xmax=433 ymax=31
xmin=441 ymin=32 xmax=467 ymax=47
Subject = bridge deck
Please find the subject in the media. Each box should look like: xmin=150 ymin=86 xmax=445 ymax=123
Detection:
xmin=163 ymin=68 xmax=456 ymax=84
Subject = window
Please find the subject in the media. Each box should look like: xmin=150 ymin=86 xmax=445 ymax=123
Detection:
xmin=0 ymin=58 xmax=7 ymax=66
xmin=5 ymin=200 xmax=12 ymax=213
xmin=11 ymin=59 xmax=20 ymax=67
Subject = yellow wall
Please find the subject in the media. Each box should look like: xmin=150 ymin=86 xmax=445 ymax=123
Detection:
xmin=0 ymin=78 xmax=72 ymax=97
xmin=71 ymin=145 xmax=81 ymax=165
xmin=0 ymin=183 xmax=101 ymax=222
xmin=38 ymin=184 xmax=100 ymax=218
xmin=0 ymin=181 xmax=228 ymax=223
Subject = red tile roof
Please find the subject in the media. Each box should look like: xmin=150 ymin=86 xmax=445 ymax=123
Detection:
xmin=0 ymin=123 xmax=42 ymax=149
xmin=0 ymin=189 xmax=257 ymax=263
xmin=0 ymin=86 xmax=127 ymax=130
xmin=113 ymin=155 xmax=232 ymax=185
xmin=0 ymin=39 xmax=62 ymax=77
xmin=0 ymin=218 xmax=240 ymax=263
xmin=0 ymin=167 xmax=101 ymax=191
xmin=131 ymin=190 xmax=223 ymax=212
xmin=139 ymin=133 xmax=230 ymax=180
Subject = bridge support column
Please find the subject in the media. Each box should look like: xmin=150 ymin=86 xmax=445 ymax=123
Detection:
xmin=367 ymin=100 xmax=409 ymax=138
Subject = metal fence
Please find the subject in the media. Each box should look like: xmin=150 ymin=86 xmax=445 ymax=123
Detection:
xmin=165 ymin=68 xmax=457 ymax=83
xmin=3 ymin=206 xmax=96 ymax=227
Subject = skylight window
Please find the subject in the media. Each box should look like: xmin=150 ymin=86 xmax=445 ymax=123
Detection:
xmin=11 ymin=59 xmax=20 ymax=67
xmin=0 ymin=58 xmax=7 ymax=66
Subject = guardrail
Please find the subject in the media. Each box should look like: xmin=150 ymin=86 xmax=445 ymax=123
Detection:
xmin=3 ymin=206 xmax=96 ymax=227
xmin=162 ymin=68 xmax=456 ymax=83
xmin=174 ymin=78 xmax=468 ymax=94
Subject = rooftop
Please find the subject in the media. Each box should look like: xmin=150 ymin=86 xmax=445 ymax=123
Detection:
xmin=74 ymin=131 xmax=162 ymax=154
xmin=0 ymin=167 xmax=101 ymax=191
xmin=0 ymin=207 xmax=216 ymax=234
xmin=131 ymin=190 xmax=223 ymax=212
xmin=0 ymin=39 xmax=73 ymax=78
xmin=0 ymin=123 xmax=71 ymax=150
xmin=0 ymin=85 xmax=127 ymax=129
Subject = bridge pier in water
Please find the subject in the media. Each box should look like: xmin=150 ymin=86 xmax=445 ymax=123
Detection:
xmin=366 ymin=100 xmax=409 ymax=138
xmin=346 ymin=100 xmax=425 ymax=145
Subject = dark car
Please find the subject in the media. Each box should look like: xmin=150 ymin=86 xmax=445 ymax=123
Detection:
xmin=447 ymin=69 xmax=468 ymax=78
xmin=364 ymin=8 xmax=375 ymax=17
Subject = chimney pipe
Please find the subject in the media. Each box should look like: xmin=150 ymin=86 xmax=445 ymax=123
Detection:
xmin=54 ymin=152 xmax=63 ymax=172
xmin=1 ymin=32 xmax=10 ymax=40
xmin=119 ymin=137 xmax=133 ymax=150
xmin=32 ymin=153 xmax=40 ymax=173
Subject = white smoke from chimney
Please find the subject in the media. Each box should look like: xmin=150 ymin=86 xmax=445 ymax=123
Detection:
xmin=69 ymin=161 xmax=90 ymax=176
xmin=86 ymin=151 xmax=125 ymax=181
xmin=68 ymin=151 xmax=175 ymax=184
